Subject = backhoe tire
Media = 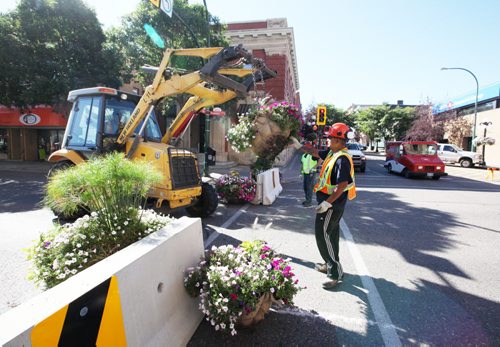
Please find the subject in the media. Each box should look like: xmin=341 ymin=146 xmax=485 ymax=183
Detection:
xmin=186 ymin=182 xmax=219 ymax=218
xmin=47 ymin=160 xmax=74 ymax=179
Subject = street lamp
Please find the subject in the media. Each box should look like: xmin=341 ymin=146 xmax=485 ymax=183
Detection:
xmin=441 ymin=67 xmax=479 ymax=152
xmin=202 ymin=0 xmax=211 ymax=176
xmin=479 ymin=121 xmax=492 ymax=166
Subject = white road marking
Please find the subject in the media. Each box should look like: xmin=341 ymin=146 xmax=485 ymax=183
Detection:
xmin=204 ymin=203 xmax=250 ymax=247
xmin=340 ymin=218 xmax=402 ymax=347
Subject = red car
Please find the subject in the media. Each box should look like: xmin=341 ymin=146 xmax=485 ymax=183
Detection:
xmin=384 ymin=141 xmax=446 ymax=180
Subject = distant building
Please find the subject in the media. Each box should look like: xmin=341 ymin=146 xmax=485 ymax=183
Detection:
xmin=433 ymin=83 xmax=500 ymax=167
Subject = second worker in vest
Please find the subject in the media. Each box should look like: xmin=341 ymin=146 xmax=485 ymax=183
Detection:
xmin=301 ymin=143 xmax=319 ymax=207
xmin=291 ymin=123 xmax=357 ymax=289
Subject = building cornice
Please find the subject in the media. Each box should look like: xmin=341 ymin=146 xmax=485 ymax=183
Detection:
xmin=226 ymin=20 xmax=300 ymax=90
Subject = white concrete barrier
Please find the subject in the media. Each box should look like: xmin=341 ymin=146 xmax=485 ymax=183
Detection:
xmin=252 ymin=168 xmax=282 ymax=205
xmin=0 ymin=217 xmax=204 ymax=347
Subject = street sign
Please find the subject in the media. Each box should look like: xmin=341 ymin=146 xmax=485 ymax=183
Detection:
xmin=149 ymin=0 xmax=173 ymax=17
xmin=160 ymin=0 xmax=173 ymax=17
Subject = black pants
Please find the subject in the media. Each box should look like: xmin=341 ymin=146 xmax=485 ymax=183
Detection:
xmin=314 ymin=202 xmax=346 ymax=280
xmin=303 ymin=173 xmax=316 ymax=203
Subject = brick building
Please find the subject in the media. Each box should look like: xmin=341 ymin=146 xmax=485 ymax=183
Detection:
xmin=202 ymin=18 xmax=301 ymax=164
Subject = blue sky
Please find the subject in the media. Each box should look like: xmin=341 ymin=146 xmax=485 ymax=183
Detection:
xmin=3 ymin=0 xmax=500 ymax=110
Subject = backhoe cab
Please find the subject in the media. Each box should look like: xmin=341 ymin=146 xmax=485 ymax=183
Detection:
xmin=48 ymin=45 xmax=276 ymax=218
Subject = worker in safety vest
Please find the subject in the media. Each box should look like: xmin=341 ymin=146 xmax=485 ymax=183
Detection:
xmin=290 ymin=123 xmax=356 ymax=289
xmin=300 ymin=142 xmax=319 ymax=207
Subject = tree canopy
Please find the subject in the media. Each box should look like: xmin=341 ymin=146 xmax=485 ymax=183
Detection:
xmin=0 ymin=0 xmax=123 ymax=107
xmin=111 ymin=0 xmax=228 ymax=86
xmin=405 ymin=105 xmax=445 ymax=141
xmin=353 ymin=105 xmax=416 ymax=143
xmin=0 ymin=0 xmax=227 ymax=108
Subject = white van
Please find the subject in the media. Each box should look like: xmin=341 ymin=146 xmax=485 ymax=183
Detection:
xmin=436 ymin=143 xmax=483 ymax=168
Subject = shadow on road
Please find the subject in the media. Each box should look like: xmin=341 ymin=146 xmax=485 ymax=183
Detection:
xmin=0 ymin=171 xmax=46 ymax=213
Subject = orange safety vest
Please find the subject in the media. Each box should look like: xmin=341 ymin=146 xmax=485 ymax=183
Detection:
xmin=313 ymin=148 xmax=356 ymax=200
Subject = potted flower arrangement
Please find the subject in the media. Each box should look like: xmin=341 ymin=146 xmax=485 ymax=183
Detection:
xmin=28 ymin=153 xmax=173 ymax=288
xmin=214 ymin=170 xmax=256 ymax=204
xmin=227 ymin=100 xmax=303 ymax=173
xmin=184 ymin=240 xmax=302 ymax=335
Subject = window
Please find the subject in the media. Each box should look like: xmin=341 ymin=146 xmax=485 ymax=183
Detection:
xmin=67 ymin=96 xmax=101 ymax=147
xmin=347 ymin=143 xmax=360 ymax=150
xmin=108 ymin=98 xmax=162 ymax=142
xmin=443 ymin=145 xmax=455 ymax=152
xmin=404 ymin=143 xmax=437 ymax=155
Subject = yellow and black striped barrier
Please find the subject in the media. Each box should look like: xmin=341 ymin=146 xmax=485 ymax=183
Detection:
xmin=31 ymin=276 xmax=126 ymax=346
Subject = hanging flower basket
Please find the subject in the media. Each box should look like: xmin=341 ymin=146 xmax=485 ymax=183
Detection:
xmin=227 ymin=100 xmax=303 ymax=165
xmin=184 ymin=241 xmax=302 ymax=335
xmin=473 ymin=136 xmax=496 ymax=146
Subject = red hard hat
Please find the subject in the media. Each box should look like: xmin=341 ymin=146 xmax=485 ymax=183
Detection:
xmin=326 ymin=123 xmax=354 ymax=140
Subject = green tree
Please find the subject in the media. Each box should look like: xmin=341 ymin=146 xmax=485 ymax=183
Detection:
xmin=112 ymin=0 xmax=228 ymax=86
xmin=379 ymin=106 xmax=416 ymax=140
xmin=0 ymin=0 xmax=123 ymax=107
xmin=353 ymin=106 xmax=387 ymax=147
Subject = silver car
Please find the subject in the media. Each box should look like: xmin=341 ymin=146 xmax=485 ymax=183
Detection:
xmin=347 ymin=143 xmax=366 ymax=172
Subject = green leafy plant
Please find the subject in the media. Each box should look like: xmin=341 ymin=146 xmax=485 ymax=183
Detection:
xmin=45 ymin=152 xmax=162 ymax=222
xmin=184 ymin=240 xmax=302 ymax=335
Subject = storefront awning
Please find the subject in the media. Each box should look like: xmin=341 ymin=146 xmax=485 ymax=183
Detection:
xmin=0 ymin=106 xmax=67 ymax=127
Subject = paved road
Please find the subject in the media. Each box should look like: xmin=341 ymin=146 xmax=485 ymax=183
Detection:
xmin=1 ymin=155 xmax=500 ymax=346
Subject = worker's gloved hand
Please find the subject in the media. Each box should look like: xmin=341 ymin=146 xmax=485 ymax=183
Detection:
xmin=289 ymin=137 xmax=302 ymax=150
xmin=315 ymin=201 xmax=332 ymax=214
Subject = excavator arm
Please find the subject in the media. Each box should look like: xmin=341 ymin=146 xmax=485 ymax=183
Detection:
xmin=116 ymin=44 xmax=276 ymax=146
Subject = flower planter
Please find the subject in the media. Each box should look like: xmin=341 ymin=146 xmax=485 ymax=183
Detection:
xmin=238 ymin=293 xmax=273 ymax=327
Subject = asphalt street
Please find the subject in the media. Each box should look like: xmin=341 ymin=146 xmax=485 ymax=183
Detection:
xmin=1 ymin=154 xmax=500 ymax=346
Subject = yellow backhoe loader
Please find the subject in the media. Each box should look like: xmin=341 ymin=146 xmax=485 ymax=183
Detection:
xmin=48 ymin=45 xmax=276 ymax=218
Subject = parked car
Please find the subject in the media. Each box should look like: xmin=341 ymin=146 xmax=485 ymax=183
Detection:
xmin=437 ymin=143 xmax=483 ymax=168
xmin=347 ymin=142 xmax=366 ymax=172
xmin=384 ymin=141 xmax=446 ymax=180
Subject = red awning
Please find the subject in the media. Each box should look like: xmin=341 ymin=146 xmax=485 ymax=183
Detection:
xmin=0 ymin=105 xmax=67 ymax=127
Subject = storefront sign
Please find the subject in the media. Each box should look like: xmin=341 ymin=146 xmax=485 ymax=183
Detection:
xmin=433 ymin=83 xmax=500 ymax=114
xmin=0 ymin=106 xmax=67 ymax=127
xmin=19 ymin=113 xmax=41 ymax=126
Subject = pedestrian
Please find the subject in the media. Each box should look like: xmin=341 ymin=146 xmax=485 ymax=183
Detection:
xmin=291 ymin=123 xmax=357 ymax=289
xmin=300 ymin=142 xmax=319 ymax=207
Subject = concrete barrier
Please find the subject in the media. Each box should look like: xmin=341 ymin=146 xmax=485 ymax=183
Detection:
xmin=0 ymin=217 xmax=204 ymax=347
xmin=252 ymin=168 xmax=283 ymax=205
